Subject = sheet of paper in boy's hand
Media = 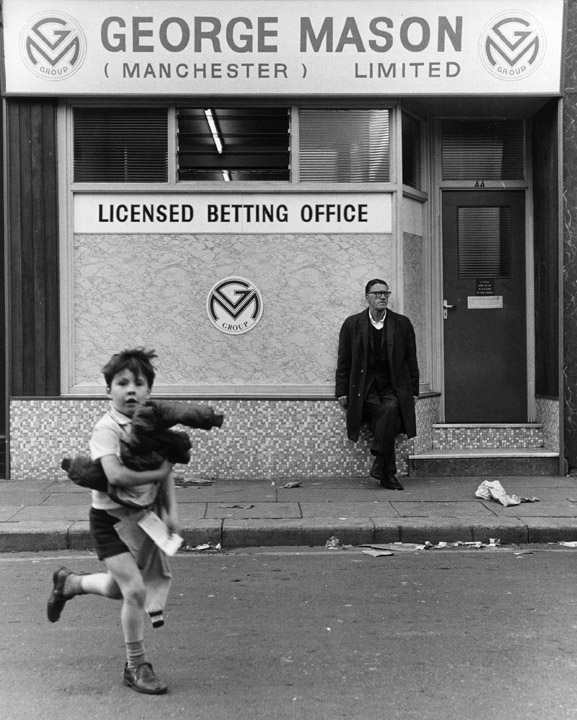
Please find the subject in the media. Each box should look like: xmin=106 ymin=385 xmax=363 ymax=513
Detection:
xmin=137 ymin=511 xmax=183 ymax=556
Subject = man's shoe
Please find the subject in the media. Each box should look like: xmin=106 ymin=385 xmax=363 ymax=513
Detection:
xmin=380 ymin=475 xmax=404 ymax=491
xmin=123 ymin=663 xmax=168 ymax=695
xmin=47 ymin=567 xmax=74 ymax=623
xmin=369 ymin=458 xmax=385 ymax=482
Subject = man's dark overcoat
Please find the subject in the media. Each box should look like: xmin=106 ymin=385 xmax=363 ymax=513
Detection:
xmin=335 ymin=308 xmax=419 ymax=442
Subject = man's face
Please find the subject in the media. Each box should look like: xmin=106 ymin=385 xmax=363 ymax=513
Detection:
xmin=366 ymin=283 xmax=391 ymax=316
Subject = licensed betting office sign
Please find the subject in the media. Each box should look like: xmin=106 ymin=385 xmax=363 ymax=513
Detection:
xmin=4 ymin=0 xmax=564 ymax=96
xmin=74 ymin=194 xmax=392 ymax=234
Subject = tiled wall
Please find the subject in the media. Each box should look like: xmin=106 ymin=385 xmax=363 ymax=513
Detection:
xmin=431 ymin=424 xmax=545 ymax=450
xmin=9 ymin=395 xmax=438 ymax=482
xmin=11 ymin=394 xmax=556 ymax=482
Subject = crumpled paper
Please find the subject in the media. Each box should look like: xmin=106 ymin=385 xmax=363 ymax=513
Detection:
xmin=475 ymin=479 xmax=539 ymax=507
xmin=180 ymin=541 xmax=222 ymax=553
xmin=325 ymin=536 xmax=352 ymax=549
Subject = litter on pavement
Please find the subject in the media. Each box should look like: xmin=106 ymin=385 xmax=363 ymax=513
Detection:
xmin=175 ymin=478 xmax=214 ymax=486
xmin=358 ymin=539 xmax=503 ymax=555
xmin=475 ymin=479 xmax=540 ymax=506
xmin=325 ymin=536 xmax=353 ymax=549
xmin=180 ymin=542 xmax=222 ymax=553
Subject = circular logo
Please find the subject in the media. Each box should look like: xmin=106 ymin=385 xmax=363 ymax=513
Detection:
xmin=207 ymin=277 xmax=263 ymax=335
xmin=480 ymin=12 xmax=545 ymax=81
xmin=20 ymin=12 xmax=87 ymax=81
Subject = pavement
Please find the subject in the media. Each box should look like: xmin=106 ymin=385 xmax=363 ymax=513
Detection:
xmin=2 ymin=473 xmax=577 ymax=553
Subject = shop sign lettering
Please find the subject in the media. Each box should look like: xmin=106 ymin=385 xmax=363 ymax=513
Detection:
xmin=4 ymin=1 xmax=563 ymax=96
xmin=75 ymin=194 xmax=392 ymax=234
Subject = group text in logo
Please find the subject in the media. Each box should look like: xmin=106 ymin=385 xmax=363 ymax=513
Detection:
xmin=207 ymin=277 xmax=263 ymax=335
xmin=480 ymin=12 xmax=545 ymax=81
xmin=20 ymin=12 xmax=87 ymax=81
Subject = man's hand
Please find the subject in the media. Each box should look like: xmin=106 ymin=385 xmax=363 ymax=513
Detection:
xmin=337 ymin=396 xmax=348 ymax=408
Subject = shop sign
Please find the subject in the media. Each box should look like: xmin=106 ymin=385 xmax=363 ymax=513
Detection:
xmin=207 ymin=277 xmax=263 ymax=335
xmin=73 ymin=193 xmax=392 ymax=234
xmin=4 ymin=0 xmax=564 ymax=96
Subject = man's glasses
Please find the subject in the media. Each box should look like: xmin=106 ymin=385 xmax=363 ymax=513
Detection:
xmin=367 ymin=291 xmax=391 ymax=298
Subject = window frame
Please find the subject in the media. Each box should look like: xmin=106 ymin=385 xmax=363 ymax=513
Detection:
xmin=66 ymin=99 xmax=399 ymax=193
xmin=401 ymin=110 xmax=424 ymax=193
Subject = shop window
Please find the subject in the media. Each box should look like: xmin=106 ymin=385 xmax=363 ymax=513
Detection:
xmin=73 ymin=105 xmax=393 ymax=184
xmin=442 ymin=120 xmax=525 ymax=181
xmin=177 ymin=108 xmax=290 ymax=181
xmin=458 ymin=206 xmax=512 ymax=278
xmin=402 ymin=113 xmax=422 ymax=191
xmin=74 ymin=108 xmax=168 ymax=182
xmin=299 ymin=109 xmax=390 ymax=183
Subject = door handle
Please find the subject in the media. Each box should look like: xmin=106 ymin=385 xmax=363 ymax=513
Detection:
xmin=443 ymin=299 xmax=456 ymax=320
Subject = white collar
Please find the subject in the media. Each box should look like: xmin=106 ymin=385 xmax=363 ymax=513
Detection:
xmin=108 ymin=405 xmax=132 ymax=426
xmin=369 ymin=310 xmax=387 ymax=329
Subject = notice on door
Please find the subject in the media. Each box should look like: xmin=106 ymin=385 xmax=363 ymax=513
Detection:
xmin=467 ymin=296 xmax=503 ymax=309
xmin=475 ymin=279 xmax=495 ymax=296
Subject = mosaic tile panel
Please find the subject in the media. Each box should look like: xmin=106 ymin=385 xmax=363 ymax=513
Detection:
xmin=432 ymin=424 xmax=545 ymax=450
xmin=9 ymin=397 xmax=433 ymax=483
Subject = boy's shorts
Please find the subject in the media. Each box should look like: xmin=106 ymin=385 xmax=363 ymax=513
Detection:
xmin=89 ymin=507 xmax=130 ymax=560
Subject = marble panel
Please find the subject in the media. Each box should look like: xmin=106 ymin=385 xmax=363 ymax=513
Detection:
xmin=403 ymin=232 xmax=427 ymax=386
xmin=564 ymin=8 xmax=577 ymax=467
xmin=72 ymin=232 xmax=392 ymax=390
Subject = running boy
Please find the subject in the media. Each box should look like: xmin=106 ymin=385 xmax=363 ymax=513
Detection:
xmin=47 ymin=348 xmax=221 ymax=695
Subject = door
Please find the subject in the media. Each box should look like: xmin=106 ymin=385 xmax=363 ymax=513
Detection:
xmin=442 ymin=191 xmax=526 ymax=422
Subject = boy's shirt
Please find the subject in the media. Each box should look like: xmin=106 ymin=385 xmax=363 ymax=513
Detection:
xmin=89 ymin=406 xmax=131 ymax=510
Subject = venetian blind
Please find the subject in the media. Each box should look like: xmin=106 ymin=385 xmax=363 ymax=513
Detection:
xmin=458 ymin=206 xmax=512 ymax=278
xmin=442 ymin=120 xmax=525 ymax=181
xmin=74 ymin=108 xmax=168 ymax=182
xmin=299 ymin=109 xmax=390 ymax=182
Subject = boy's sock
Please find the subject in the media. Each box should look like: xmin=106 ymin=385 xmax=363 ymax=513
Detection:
xmin=63 ymin=573 xmax=86 ymax=597
xmin=149 ymin=610 xmax=164 ymax=628
xmin=126 ymin=640 xmax=148 ymax=670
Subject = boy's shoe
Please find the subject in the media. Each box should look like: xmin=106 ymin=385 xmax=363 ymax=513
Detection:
xmin=123 ymin=663 xmax=168 ymax=695
xmin=47 ymin=567 xmax=74 ymax=623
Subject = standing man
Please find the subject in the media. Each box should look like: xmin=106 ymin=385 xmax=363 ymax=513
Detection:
xmin=335 ymin=279 xmax=419 ymax=490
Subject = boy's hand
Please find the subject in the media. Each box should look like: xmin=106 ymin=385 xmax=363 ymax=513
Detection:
xmin=212 ymin=412 xmax=224 ymax=428
xmin=165 ymin=514 xmax=180 ymax=536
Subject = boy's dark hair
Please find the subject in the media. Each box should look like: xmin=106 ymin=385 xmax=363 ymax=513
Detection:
xmin=365 ymin=278 xmax=389 ymax=294
xmin=102 ymin=348 xmax=158 ymax=389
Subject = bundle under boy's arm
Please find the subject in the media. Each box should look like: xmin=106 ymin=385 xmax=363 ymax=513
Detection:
xmin=101 ymin=454 xmax=173 ymax=488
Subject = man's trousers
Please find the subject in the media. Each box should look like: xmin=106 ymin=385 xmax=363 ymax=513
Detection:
xmin=363 ymin=389 xmax=401 ymax=477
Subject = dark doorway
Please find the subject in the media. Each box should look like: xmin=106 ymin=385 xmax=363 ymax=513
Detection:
xmin=442 ymin=190 xmax=527 ymax=422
